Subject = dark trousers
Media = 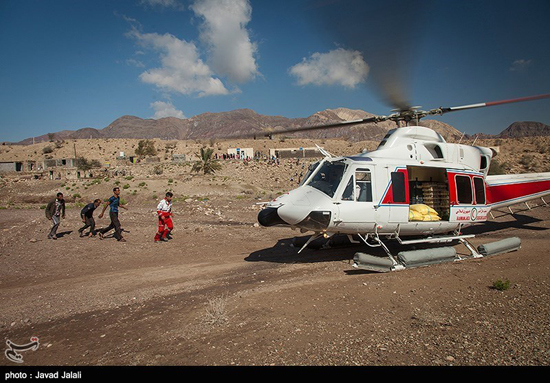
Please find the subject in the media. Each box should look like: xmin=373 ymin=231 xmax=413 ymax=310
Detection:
xmin=100 ymin=212 xmax=122 ymax=240
xmin=79 ymin=216 xmax=96 ymax=235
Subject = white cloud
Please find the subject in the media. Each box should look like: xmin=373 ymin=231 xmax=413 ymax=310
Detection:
xmin=125 ymin=0 xmax=258 ymax=97
xmin=191 ymin=0 xmax=259 ymax=84
xmin=510 ymin=59 xmax=532 ymax=72
xmin=289 ymin=48 xmax=369 ymax=88
xmin=128 ymin=28 xmax=230 ymax=97
xmin=126 ymin=58 xmax=145 ymax=68
xmin=150 ymin=101 xmax=186 ymax=119
xmin=139 ymin=0 xmax=184 ymax=10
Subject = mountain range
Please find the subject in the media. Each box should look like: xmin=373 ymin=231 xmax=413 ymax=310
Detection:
xmin=15 ymin=108 xmax=549 ymax=145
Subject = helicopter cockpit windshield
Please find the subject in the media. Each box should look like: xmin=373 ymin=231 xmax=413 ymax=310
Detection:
xmin=299 ymin=160 xmax=321 ymax=186
xmin=306 ymin=160 xmax=346 ymax=197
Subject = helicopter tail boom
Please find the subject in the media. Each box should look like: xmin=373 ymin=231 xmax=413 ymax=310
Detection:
xmin=486 ymin=172 xmax=550 ymax=208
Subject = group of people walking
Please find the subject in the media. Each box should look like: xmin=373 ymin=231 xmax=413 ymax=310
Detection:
xmin=45 ymin=187 xmax=174 ymax=243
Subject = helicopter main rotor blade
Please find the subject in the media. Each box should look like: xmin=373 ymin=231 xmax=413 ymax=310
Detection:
xmin=266 ymin=116 xmax=385 ymax=135
xmin=223 ymin=116 xmax=386 ymax=139
xmin=432 ymin=94 xmax=550 ymax=116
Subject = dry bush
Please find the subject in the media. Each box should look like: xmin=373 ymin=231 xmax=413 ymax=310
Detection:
xmin=203 ymin=295 xmax=232 ymax=326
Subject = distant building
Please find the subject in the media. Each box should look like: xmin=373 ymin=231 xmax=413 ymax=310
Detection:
xmin=172 ymin=154 xmax=187 ymax=163
xmin=0 ymin=161 xmax=23 ymax=173
xmin=227 ymin=147 xmax=253 ymax=160
xmin=0 ymin=161 xmax=39 ymax=173
xmin=269 ymin=147 xmax=322 ymax=159
xmin=42 ymin=158 xmax=77 ymax=169
xmin=145 ymin=156 xmax=161 ymax=163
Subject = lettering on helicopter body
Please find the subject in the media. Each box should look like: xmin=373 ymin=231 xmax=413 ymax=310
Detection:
xmin=451 ymin=207 xmax=489 ymax=222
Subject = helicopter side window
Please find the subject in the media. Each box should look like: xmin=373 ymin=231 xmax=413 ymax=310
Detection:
xmin=480 ymin=156 xmax=488 ymax=171
xmin=377 ymin=130 xmax=395 ymax=149
xmin=474 ymin=177 xmax=486 ymax=204
xmin=341 ymin=176 xmax=354 ymax=201
xmin=391 ymin=172 xmax=406 ymax=203
xmin=355 ymin=170 xmax=372 ymax=202
xmin=456 ymin=175 xmax=473 ymax=204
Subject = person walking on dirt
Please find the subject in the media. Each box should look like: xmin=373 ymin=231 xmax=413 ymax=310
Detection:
xmin=45 ymin=192 xmax=65 ymax=240
xmin=155 ymin=192 xmax=174 ymax=242
xmin=78 ymin=199 xmax=101 ymax=237
xmin=98 ymin=187 xmax=127 ymax=242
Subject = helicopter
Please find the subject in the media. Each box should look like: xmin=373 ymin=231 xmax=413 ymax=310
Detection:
xmin=255 ymin=94 xmax=550 ymax=272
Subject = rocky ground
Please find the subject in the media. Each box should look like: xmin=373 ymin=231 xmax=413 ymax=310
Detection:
xmin=0 ymin=140 xmax=549 ymax=367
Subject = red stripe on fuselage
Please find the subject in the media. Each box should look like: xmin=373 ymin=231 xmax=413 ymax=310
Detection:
xmin=487 ymin=179 xmax=550 ymax=205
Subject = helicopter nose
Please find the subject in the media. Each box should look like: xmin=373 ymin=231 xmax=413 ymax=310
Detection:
xmin=258 ymin=187 xmax=332 ymax=228
xmin=258 ymin=207 xmax=288 ymax=227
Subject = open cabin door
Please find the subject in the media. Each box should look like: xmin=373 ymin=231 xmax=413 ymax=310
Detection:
xmin=407 ymin=166 xmax=450 ymax=221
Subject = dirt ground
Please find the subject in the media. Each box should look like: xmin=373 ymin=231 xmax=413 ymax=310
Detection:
xmin=1 ymin=159 xmax=550 ymax=367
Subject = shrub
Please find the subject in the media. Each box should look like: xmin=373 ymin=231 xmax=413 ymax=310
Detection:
xmin=153 ymin=165 xmax=163 ymax=175
xmin=204 ymin=295 xmax=231 ymax=326
xmin=488 ymin=159 xmax=507 ymax=175
xmin=135 ymin=140 xmax=156 ymax=157
xmin=492 ymin=279 xmax=511 ymax=291
xmin=76 ymin=157 xmax=101 ymax=170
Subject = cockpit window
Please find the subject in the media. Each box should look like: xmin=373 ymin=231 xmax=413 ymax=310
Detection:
xmin=306 ymin=160 xmax=346 ymax=197
xmin=299 ymin=160 xmax=321 ymax=186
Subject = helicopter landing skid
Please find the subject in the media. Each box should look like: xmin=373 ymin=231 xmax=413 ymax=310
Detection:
xmin=297 ymin=233 xmax=324 ymax=254
xmin=352 ymin=231 xmax=485 ymax=272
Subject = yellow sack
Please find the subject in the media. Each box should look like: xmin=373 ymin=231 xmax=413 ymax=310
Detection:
xmin=422 ymin=213 xmax=441 ymax=221
xmin=409 ymin=210 xmax=424 ymax=221
xmin=410 ymin=204 xmax=438 ymax=216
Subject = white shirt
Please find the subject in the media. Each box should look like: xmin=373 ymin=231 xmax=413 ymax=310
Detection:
xmin=157 ymin=199 xmax=172 ymax=214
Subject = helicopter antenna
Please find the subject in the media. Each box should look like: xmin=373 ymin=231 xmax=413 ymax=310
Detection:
xmin=315 ymin=144 xmax=333 ymax=158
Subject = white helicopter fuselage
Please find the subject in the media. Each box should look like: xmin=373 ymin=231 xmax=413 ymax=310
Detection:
xmin=258 ymin=126 xmax=550 ymax=238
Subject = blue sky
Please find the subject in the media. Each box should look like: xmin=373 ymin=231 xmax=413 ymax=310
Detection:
xmin=1 ymin=0 xmax=549 ymax=142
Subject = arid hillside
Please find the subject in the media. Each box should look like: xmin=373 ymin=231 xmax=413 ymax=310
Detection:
xmin=14 ymin=107 xmax=465 ymax=145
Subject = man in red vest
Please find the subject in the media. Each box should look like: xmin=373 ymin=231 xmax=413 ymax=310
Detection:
xmin=155 ymin=192 xmax=173 ymax=242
